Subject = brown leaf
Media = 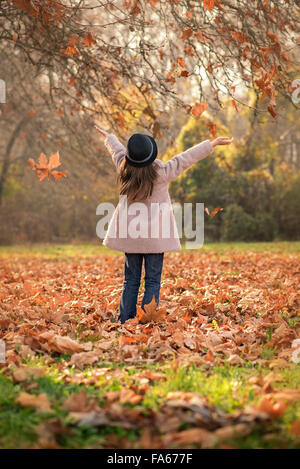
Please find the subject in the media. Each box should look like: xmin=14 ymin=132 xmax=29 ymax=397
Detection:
xmin=28 ymin=151 xmax=66 ymax=182
xmin=15 ymin=392 xmax=52 ymax=413
xmin=290 ymin=420 xmax=300 ymax=436
xmin=164 ymin=427 xmax=212 ymax=447
xmin=63 ymin=391 xmax=92 ymax=412
xmin=137 ymin=295 xmax=166 ymax=323
xmin=256 ymin=396 xmax=287 ymax=418
xmin=204 ymin=349 xmax=215 ymax=362
xmin=13 ymin=366 xmax=46 ymax=383
xmin=190 ymin=101 xmax=208 ymax=117
xmin=69 ymin=350 xmax=102 ymax=369
xmin=48 ymin=151 xmax=61 ymax=170
xmin=38 ymin=331 xmax=91 ymax=354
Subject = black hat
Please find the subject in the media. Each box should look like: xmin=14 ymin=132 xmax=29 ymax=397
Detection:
xmin=126 ymin=133 xmax=158 ymax=167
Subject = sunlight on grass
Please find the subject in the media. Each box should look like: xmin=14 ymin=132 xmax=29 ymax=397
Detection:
xmin=1 ymin=359 xmax=300 ymax=449
xmin=0 ymin=241 xmax=299 ymax=259
xmin=143 ymin=363 xmax=258 ymax=413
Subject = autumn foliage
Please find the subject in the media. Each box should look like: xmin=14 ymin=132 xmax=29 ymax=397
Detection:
xmin=1 ymin=0 xmax=299 ymax=131
xmin=0 ymin=248 xmax=300 ymax=448
xmin=28 ymin=151 xmax=66 ymax=181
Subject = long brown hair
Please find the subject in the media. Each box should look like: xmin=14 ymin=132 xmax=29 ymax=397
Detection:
xmin=118 ymin=158 xmax=158 ymax=202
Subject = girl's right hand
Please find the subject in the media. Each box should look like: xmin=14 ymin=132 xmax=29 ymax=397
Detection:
xmin=94 ymin=124 xmax=109 ymax=139
xmin=211 ymin=137 xmax=233 ymax=147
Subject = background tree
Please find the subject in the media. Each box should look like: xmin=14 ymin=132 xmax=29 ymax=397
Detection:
xmin=166 ymin=91 xmax=300 ymax=242
xmin=0 ymin=0 xmax=299 ymax=136
xmin=0 ymin=0 xmax=299 ymax=243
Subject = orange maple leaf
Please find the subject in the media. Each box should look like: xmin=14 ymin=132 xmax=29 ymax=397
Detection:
xmin=28 ymin=151 xmax=66 ymax=182
xmin=137 ymin=295 xmax=166 ymax=324
xmin=190 ymin=101 xmax=208 ymax=117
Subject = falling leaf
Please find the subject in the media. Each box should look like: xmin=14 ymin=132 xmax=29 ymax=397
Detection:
xmin=268 ymin=101 xmax=277 ymax=118
xmin=48 ymin=151 xmax=61 ymax=170
xmin=208 ymin=121 xmax=217 ymax=137
xmin=205 ymin=207 xmax=224 ymax=218
xmin=28 ymin=151 xmax=67 ymax=182
xmin=190 ymin=101 xmax=208 ymax=117
xmin=231 ymin=99 xmax=239 ymax=112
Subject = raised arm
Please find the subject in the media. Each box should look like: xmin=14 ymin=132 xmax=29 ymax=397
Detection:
xmin=104 ymin=133 xmax=126 ymax=170
xmin=94 ymin=125 xmax=126 ymax=171
xmin=162 ymin=136 xmax=233 ymax=183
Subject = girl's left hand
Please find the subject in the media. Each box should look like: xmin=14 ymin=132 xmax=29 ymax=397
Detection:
xmin=211 ymin=136 xmax=233 ymax=147
xmin=94 ymin=125 xmax=109 ymax=138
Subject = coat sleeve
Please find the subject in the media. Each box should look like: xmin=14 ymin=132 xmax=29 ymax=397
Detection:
xmin=161 ymin=140 xmax=214 ymax=183
xmin=104 ymin=133 xmax=126 ymax=171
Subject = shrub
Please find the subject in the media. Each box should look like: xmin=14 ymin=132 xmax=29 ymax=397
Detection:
xmin=254 ymin=211 xmax=277 ymax=241
xmin=221 ymin=204 xmax=257 ymax=241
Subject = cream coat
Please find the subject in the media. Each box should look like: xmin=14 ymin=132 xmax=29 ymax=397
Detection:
xmin=101 ymin=133 xmax=214 ymax=253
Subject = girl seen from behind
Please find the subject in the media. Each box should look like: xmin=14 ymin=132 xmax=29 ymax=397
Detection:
xmin=95 ymin=125 xmax=233 ymax=323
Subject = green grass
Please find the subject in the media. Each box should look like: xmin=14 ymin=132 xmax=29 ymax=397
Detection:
xmin=143 ymin=362 xmax=258 ymax=413
xmin=1 ymin=360 xmax=299 ymax=449
xmin=0 ymin=241 xmax=299 ymax=259
xmin=0 ymin=244 xmax=121 ymax=258
xmin=195 ymin=241 xmax=300 ymax=255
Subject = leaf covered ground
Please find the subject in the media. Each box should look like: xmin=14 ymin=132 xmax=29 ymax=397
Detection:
xmin=0 ymin=243 xmax=300 ymax=449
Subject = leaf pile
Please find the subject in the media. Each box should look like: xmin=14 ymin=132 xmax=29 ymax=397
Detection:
xmin=2 ymin=251 xmax=298 ymax=364
xmin=0 ymin=250 xmax=299 ymax=448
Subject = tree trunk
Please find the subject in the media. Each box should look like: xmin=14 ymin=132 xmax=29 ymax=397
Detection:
xmin=0 ymin=116 xmax=28 ymax=206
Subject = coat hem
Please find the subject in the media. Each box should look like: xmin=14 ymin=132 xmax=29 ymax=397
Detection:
xmin=102 ymin=239 xmax=182 ymax=253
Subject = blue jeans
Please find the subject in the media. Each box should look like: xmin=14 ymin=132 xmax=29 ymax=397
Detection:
xmin=119 ymin=253 xmax=164 ymax=324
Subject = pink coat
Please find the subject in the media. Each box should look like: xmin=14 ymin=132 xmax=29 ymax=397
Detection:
xmin=101 ymin=133 xmax=214 ymax=253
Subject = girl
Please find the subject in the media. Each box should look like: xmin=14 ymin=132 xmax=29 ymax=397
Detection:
xmin=95 ymin=125 xmax=233 ymax=323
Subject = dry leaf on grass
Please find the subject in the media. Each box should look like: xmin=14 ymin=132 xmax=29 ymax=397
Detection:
xmin=38 ymin=331 xmax=92 ymax=354
xmin=15 ymin=392 xmax=52 ymax=413
xmin=69 ymin=350 xmax=102 ymax=369
xmin=13 ymin=366 xmax=46 ymax=383
xmin=137 ymin=295 xmax=166 ymax=323
xmin=290 ymin=420 xmax=300 ymax=436
xmin=164 ymin=427 xmax=212 ymax=447
xmin=256 ymin=396 xmax=287 ymax=418
xmin=63 ymin=391 xmax=92 ymax=412
xmin=34 ymin=419 xmax=72 ymax=449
